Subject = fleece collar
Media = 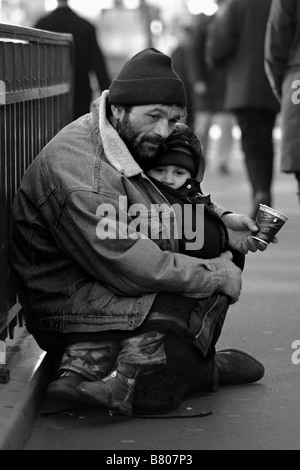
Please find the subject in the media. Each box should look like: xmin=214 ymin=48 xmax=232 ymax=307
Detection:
xmin=98 ymin=90 xmax=143 ymax=177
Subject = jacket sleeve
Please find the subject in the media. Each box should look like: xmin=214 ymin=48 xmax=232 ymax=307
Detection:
xmin=53 ymin=190 xmax=228 ymax=299
xmin=265 ymin=0 xmax=297 ymax=101
xmin=206 ymin=0 xmax=240 ymax=69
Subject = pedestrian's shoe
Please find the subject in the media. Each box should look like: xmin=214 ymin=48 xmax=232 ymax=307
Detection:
xmin=296 ymin=180 xmax=300 ymax=207
xmin=76 ymin=363 xmax=139 ymax=416
xmin=219 ymin=163 xmax=230 ymax=175
xmin=47 ymin=370 xmax=88 ymax=402
xmin=215 ymin=349 xmax=265 ymax=385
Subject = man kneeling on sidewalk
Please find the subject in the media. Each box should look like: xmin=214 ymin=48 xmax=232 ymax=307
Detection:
xmin=10 ymin=47 xmax=271 ymax=416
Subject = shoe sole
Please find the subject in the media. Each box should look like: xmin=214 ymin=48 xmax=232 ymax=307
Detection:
xmin=76 ymin=388 xmax=132 ymax=416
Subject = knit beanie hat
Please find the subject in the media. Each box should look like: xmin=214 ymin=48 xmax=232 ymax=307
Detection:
xmin=146 ymin=147 xmax=197 ymax=178
xmin=108 ymin=47 xmax=186 ymax=107
xmin=144 ymin=123 xmax=205 ymax=180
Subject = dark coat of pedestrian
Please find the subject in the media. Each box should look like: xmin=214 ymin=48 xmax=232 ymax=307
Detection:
xmin=171 ymin=24 xmax=197 ymax=130
xmin=265 ymin=0 xmax=300 ymax=202
xmin=206 ymin=0 xmax=280 ymax=219
xmin=192 ymin=2 xmax=235 ymax=171
xmin=34 ymin=0 xmax=111 ymax=120
xmin=193 ymin=11 xmax=226 ymax=114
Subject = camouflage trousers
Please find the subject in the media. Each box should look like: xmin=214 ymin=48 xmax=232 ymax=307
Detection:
xmin=59 ymin=331 xmax=166 ymax=381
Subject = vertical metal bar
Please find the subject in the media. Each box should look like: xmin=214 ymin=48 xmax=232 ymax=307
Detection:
xmin=15 ymin=44 xmax=22 ymax=195
xmin=37 ymin=40 xmax=42 ymax=154
xmin=30 ymin=42 xmax=34 ymax=160
xmin=0 ymin=40 xmax=7 ymax=326
xmin=21 ymin=44 xmax=26 ymax=187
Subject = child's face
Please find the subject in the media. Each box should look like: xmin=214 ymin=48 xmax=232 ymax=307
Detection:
xmin=147 ymin=165 xmax=192 ymax=189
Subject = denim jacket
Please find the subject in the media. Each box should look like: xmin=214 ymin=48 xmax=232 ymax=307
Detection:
xmin=10 ymin=91 xmax=228 ymax=334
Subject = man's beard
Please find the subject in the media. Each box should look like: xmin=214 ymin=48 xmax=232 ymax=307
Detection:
xmin=116 ymin=112 xmax=165 ymax=169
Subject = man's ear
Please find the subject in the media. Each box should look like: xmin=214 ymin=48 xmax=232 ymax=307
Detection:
xmin=111 ymin=105 xmax=125 ymax=120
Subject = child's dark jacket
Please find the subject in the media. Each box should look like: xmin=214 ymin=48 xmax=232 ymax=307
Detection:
xmin=148 ymin=176 xmax=229 ymax=259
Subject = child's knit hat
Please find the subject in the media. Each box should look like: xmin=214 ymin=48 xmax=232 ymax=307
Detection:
xmin=144 ymin=123 xmax=205 ymax=181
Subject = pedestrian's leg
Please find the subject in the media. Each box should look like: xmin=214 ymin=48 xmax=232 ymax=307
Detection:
xmin=236 ymin=109 xmax=276 ymax=218
xmin=258 ymin=109 xmax=277 ymax=204
xmin=236 ymin=110 xmax=260 ymax=203
xmin=194 ymin=111 xmax=213 ymax=158
xmin=295 ymin=172 xmax=300 ymax=206
xmin=216 ymin=112 xmax=234 ymax=174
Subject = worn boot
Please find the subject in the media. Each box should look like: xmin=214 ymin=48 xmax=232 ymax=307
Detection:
xmin=76 ymin=363 xmax=140 ymax=416
xmin=47 ymin=370 xmax=89 ymax=402
xmin=215 ymin=349 xmax=265 ymax=385
xmin=296 ymin=174 xmax=300 ymax=207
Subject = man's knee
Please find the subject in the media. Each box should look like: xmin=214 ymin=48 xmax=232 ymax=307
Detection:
xmin=140 ymin=293 xmax=230 ymax=354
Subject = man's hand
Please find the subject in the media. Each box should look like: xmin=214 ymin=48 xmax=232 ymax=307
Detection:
xmin=219 ymin=251 xmax=242 ymax=304
xmin=222 ymin=213 xmax=278 ymax=254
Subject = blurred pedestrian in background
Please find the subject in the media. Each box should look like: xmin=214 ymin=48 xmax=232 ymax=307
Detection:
xmin=171 ymin=23 xmax=197 ymax=130
xmin=265 ymin=0 xmax=300 ymax=207
xmin=34 ymin=0 xmax=111 ymax=120
xmin=207 ymin=0 xmax=280 ymax=219
xmin=192 ymin=0 xmax=234 ymax=176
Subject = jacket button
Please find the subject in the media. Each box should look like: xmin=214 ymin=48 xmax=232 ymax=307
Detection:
xmin=187 ymin=184 xmax=192 ymax=189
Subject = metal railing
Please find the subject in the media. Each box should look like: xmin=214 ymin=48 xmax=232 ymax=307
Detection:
xmin=0 ymin=23 xmax=74 ymax=344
